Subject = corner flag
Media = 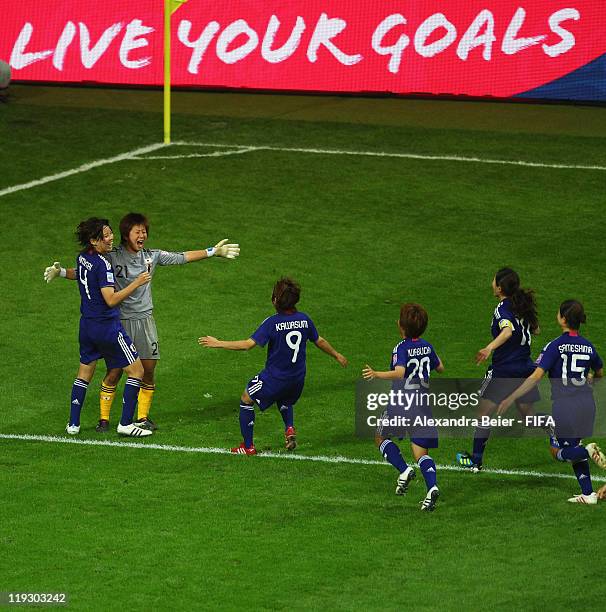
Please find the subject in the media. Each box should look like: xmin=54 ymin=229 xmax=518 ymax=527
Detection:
xmin=164 ymin=0 xmax=190 ymax=144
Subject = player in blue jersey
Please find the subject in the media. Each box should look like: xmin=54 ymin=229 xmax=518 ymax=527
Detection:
xmin=363 ymin=303 xmax=444 ymax=511
xmin=67 ymin=217 xmax=153 ymax=437
xmin=456 ymin=268 xmax=540 ymax=471
xmin=498 ymin=300 xmax=603 ymax=504
xmin=199 ymin=277 xmax=348 ymax=454
xmin=45 ymin=211 xmax=239 ymax=432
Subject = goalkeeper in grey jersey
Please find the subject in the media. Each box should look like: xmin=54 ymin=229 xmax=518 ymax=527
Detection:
xmin=44 ymin=212 xmax=239 ymax=431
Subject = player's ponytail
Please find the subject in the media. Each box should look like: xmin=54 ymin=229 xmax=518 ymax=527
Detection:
xmin=272 ymin=277 xmax=301 ymax=312
xmin=559 ymin=300 xmax=586 ymax=330
xmin=495 ymin=267 xmax=539 ymax=332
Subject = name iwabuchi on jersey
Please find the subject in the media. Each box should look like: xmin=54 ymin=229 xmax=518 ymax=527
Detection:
xmin=536 ymin=331 xmax=603 ymax=400
xmin=76 ymin=251 xmax=120 ymax=321
xmin=251 ymin=312 xmax=319 ymax=381
xmin=391 ymin=338 xmax=441 ymax=387
xmin=491 ymin=298 xmax=533 ymax=372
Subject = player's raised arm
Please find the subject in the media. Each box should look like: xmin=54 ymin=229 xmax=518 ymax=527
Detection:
xmin=198 ymin=336 xmax=256 ymax=351
xmin=362 ymin=364 xmax=404 ymax=380
xmin=43 ymin=262 xmax=76 ymax=282
xmin=314 ymin=336 xmax=348 ymax=367
xmin=476 ymin=326 xmax=513 ymax=364
xmin=497 ymin=367 xmax=545 ymax=415
xmin=101 ymin=272 xmax=150 ymax=308
xmin=185 ymin=239 xmax=240 ymax=262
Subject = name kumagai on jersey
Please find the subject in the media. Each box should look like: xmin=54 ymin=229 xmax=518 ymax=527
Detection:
xmin=491 ymin=298 xmax=533 ymax=371
xmin=106 ymin=246 xmax=186 ymax=320
xmin=77 ymin=251 xmax=119 ymax=321
xmin=251 ymin=312 xmax=319 ymax=380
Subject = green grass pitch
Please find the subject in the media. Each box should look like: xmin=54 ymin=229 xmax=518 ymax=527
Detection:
xmin=1 ymin=85 xmax=606 ymax=609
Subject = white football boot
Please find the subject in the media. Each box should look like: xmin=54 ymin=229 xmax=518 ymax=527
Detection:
xmin=395 ymin=466 xmax=416 ymax=495
xmin=117 ymin=423 xmax=153 ymax=437
xmin=567 ymin=492 xmax=598 ymax=505
xmin=420 ymin=486 xmax=440 ymax=512
xmin=65 ymin=423 xmax=80 ymax=435
xmin=585 ymin=443 xmax=606 ymax=470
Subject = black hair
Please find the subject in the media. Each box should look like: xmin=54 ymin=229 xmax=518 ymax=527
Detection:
xmin=495 ymin=267 xmax=539 ymax=332
xmin=120 ymin=212 xmax=149 ymax=245
xmin=272 ymin=277 xmax=300 ymax=312
xmin=559 ymin=300 xmax=586 ymax=330
xmin=76 ymin=218 xmax=111 ymax=249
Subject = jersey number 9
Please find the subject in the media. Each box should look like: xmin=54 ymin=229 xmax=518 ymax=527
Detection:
xmin=286 ymin=331 xmax=302 ymax=363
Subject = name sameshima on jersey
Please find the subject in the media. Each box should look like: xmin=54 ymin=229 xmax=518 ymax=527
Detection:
xmin=275 ymin=320 xmax=309 ymax=332
xmin=558 ymin=343 xmax=594 ymax=354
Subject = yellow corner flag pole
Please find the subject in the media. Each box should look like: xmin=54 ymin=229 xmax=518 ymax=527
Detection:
xmin=164 ymin=0 xmax=189 ymax=144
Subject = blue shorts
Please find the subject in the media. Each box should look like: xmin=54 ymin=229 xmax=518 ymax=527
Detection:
xmin=376 ymin=405 xmax=438 ymax=450
xmin=79 ymin=318 xmax=139 ymax=369
xmin=552 ymin=397 xmax=596 ymax=439
xmin=246 ymin=372 xmax=304 ymax=411
xmin=480 ymin=364 xmax=541 ymax=405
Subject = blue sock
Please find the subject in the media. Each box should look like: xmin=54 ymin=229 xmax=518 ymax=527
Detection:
xmin=239 ymin=403 xmax=255 ymax=447
xmin=120 ymin=377 xmax=141 ymax=426
xmin=472 ymin=426 xmax=491 ymax=464
xmin=556 ymin=446 xmax=593 ymax=494
xmin=418 ymin=455 xmax=438 ymax=491
xmin=69 ymin=378 xmax=89 ymax=426
xmin=557 ymin=445 xmax=589 ymax=463
xmin=278 ymin=404 xmax=294 ymax=430
xmin=379 ymin=439 xmax=408 ymax=473
xmin=572 ymin=459 xmax=593 ymax=496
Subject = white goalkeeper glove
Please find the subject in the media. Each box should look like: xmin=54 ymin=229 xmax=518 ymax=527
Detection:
xmin=44 ymin=261 xmax=64 ymax=283
xmin=207 ymin=239 xmax=240 ymax=259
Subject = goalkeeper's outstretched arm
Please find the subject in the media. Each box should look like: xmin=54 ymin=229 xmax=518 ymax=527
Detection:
xmin=314 ymin=337 xmax=348 ymax=367
xmin=43 ymin=262 xmax=76 ymax=282
xmin=185 ymin=239 xmax=240 ymax=262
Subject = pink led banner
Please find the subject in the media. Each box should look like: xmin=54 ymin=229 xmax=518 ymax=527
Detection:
xmin=1 ymin=1 xmax=605 ymax=100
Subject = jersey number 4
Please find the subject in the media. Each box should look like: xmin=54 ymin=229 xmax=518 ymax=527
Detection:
xmin=79 ymin=267 xmax=91 ymax=299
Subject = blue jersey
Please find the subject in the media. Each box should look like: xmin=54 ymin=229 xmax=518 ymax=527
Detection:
xmin=76 ymin=251 xmax=120 ymax=321
xmin=491 ymin=298 xmax=533 ymax=370
xmin=535 ymin=331 xmax=603 ymax=400
xmin=251 ymin=311 xmax=319 ymax=381
xmin=391 ymin=337 xmax=440 ymax=388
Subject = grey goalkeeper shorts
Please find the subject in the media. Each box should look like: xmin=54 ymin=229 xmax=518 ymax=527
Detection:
xmin=120 ymin=316 xmax=160 ymax=360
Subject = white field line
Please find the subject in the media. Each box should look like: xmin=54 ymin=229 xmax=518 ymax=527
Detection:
xmin=3 ymin=140 xmax=603 ymax=200
xmin=2 ymin=141 xmax=603 ymax=200
xmin=2 ymin=433 xmax=604 ymax=483
xmin=131 ymin=146 xmax=259 ymax=160
xmin=160 ymin=141 xmax=606 ymax=172
xmin=0 ymin=143 xmax=167 ymax=199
